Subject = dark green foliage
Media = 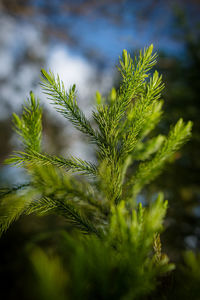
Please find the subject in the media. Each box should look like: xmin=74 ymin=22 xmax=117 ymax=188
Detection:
xmin=0 ymin=45 xmax=193 ymax=299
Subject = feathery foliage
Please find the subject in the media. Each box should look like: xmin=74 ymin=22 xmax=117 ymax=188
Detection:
xmin=40 ymin=69 xmax=97 ymax=141
xmin=0 ymin=45 xmax=192 ymax=299
xmin=12 ymin=91 xmax=42 ymax=152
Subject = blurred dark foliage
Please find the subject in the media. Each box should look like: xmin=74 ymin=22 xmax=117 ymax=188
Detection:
xmin=146 ymin=11 xmax=200 ymax=299
xmin=155 ymin=10 xmax=200 ymax=255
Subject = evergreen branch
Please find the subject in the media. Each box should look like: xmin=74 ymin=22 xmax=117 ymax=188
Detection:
xmin=41 ymin=69 xmax=98 ymax=142
xmin=118 ymin=45 xmax=157 ymax=106
xmin=0 ymin=193 xmax=33 ymax=236
xmin=119 ymin=72 xmax=164 ymax=160
xmin=132 ymin=135 xmax=165 ymax=161
xmin=26 ymin=196 xmax=102 ymax=237
xmin=12 ymin=91 xmax=42 ymax=152
xmin=55 ymin=185 xmax=108 ymax=216
xmin=94 ymin=49 xmax=162 ymax=167
xmin=93 ymin=46 xmax=157 ymax=142
xmin=92 ymin=46 xmax=161 ymax=202
xmin=138 ymin=100 xmax=164 ymax=139
xmin=118 ymin=117 xmax=144 ymax=160
xmin=6 ymin=151 xmax=97 ymax=176
xmin=0 ymin=183 xmax=30 ymax=199
xmin=126 ymin=119 xmax=192 ymax=200
xmin=30 ymin=165 xmax=109 ymax=216
xmin=97 ymin=159 xmax=123 ymax=204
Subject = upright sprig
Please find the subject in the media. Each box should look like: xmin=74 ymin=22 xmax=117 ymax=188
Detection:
xmin=12 ymin=92 xmax=42 ymax=152
xmin=41 ymin=69 xmax=98 ymax=142
xmin=93 ymin=45 xmax=158 ymax=159
xmin=125 ymin=118 xmax=192 ymax=201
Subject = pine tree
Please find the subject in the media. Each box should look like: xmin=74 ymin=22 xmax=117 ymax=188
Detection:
xmin=0 ymin=45 xmax=192 ymax=299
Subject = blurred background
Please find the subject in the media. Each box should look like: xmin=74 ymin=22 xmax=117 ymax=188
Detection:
xmin=0 ymin=0 xmax=199 ymax=299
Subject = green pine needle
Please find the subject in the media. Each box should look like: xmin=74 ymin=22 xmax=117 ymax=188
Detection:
xmin=5 ymin=150 xmax=97 ymax=176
